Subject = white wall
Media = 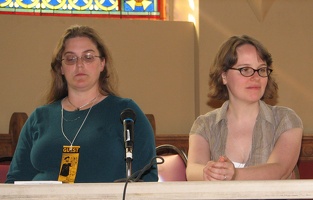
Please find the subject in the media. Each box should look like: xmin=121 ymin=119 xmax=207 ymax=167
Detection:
xmin=1 ymin=0 xmax=313 ymax=135
xmin=0 ymin=15 xmax=196 ymax=135
xmin=198 ymin=0 xmax=313 ymax=134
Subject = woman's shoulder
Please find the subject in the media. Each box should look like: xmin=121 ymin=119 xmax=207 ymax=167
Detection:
xmin=260 ymin=101 xmax=303 ymax=129
xmin=197 ymin=101 xmax=228 ymax=122
xmin=102 ymin=95 xmax=136 ymax=107
xmin=35 ymin=101 xmax=60 ymax=111
xmin=106 ymin=95 xmax=132 ymax=104
xmin=29 ymin=101 xmax=61 ymax=117
xmin=100 ymin=95 xmax=143 ymax=113
xmin=261 ymin=101 xmax=299 ymax=117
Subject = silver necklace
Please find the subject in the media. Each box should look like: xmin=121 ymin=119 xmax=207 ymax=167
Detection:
xmin=61 ymin=94 xmax=99 ymax=150
xmin=67 ymin=94 xmax=99 ymax=111
xmin=63 ymin=116 xmax=81 ymax=122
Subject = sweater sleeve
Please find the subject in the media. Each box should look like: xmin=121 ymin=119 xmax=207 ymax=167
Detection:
xmin=5 ymin=110 xmax=39 ymax=183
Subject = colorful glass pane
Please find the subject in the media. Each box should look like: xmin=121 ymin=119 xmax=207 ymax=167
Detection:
xmin=0 ymin=0 xmax=164 ymax=19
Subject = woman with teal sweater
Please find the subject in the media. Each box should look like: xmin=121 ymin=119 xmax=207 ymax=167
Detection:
xmin=6 ymin=25 xmax=157 ymax=183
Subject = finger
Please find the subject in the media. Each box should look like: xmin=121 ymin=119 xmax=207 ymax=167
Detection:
xmin=204 ymin=173 xmax=220 ymax=181
xmin=222 ymin=156 xmax=231 ymax=163
xmin=218 ymin=156 xmax=226 ymax=162
xmin=207 ymin=168 xmax=225 ymax=180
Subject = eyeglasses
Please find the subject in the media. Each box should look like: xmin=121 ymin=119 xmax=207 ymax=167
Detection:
xmin=228 ymin=67 xmax=273 ymax=77
xmin=61 ymin=53 xmax=102 ymax=65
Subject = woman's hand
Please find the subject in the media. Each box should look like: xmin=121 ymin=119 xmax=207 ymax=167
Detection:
xmin=203 ymin=156 xmax=236 ymax=181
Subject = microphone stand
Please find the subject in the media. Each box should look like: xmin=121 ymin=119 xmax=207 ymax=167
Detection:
xmin=115 ymin=125 xmax=134 ymax=183
xmin=114 ymin=150 xmax=133 ymax=183
xmin=115 ymin=108 xmax=136 ymax=183
xmin=121 ymin=156 xmax=165 ymax=200
xmin=125 ymin=139 xmax=133 ymax=178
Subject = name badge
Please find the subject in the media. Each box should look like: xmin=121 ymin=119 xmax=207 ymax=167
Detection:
xmin=58 ymin=145 xmax=80 ymax=183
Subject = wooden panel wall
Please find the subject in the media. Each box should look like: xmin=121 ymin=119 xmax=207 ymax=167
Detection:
xmin=155 ymin=134 xmax=313 ymax=162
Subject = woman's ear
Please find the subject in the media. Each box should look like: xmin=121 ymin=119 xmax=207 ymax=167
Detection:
xmin=100 ymin=59 xmax=105 ymax=72
xmin=222 ymin=72 xmax=227 ymax=85
xmin=61 ymin=66 xmax=64 ymax=75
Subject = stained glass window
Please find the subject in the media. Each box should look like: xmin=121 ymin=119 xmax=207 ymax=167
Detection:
xmin=0 ymin=0 xmax=165 ymax=19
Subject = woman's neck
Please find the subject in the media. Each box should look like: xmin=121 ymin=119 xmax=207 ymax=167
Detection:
xmin=227 ymin=100 xmax=260 ymax=122
xmin=67 ymin=93 xmax=100 ymax=111
xmin=64 ymin=89 xmax=104 ymax=111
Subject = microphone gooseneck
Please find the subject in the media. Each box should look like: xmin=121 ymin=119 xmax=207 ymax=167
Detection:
xmin=120 ymin=108 xmax=136 ymax=178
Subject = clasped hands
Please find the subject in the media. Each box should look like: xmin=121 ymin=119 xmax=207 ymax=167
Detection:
xmin=203 ymin=156 xmax=235 ymax=181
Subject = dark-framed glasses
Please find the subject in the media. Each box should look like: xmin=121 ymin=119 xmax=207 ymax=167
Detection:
xmin=61 ymin=53 xmax=101 ymax=65
xmin=228 ymin=67 xmax=273 ymax=77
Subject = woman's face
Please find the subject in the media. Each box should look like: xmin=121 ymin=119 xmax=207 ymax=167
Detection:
xmin=61 ymin=37 xmax=105 ymax=92
xmin=221 ymin=44 xmax=268 ymax=104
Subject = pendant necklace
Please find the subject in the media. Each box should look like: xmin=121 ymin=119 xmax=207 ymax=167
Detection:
xmin=61 ymin=94 xmax=99 ymax=150
xmin=67 ymin=95 xmax=99 ymax=111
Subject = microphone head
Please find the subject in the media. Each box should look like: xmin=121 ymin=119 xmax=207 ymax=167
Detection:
xmin=120 ymin=108 xmax=136 ymax=123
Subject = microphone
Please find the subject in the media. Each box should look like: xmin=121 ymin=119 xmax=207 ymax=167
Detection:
xmin=120 ymin=108 xmax=136 ymax=178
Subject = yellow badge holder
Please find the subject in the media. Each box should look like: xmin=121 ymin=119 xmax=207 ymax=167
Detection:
xmin=58 ymin=145 xmax=80 ymax=183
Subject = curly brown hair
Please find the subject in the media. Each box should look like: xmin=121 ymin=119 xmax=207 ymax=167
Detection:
xmin=208 ymin=35 xmax=278 ymax=102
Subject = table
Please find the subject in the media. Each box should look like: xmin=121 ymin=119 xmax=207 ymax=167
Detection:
xmin=1 ymin=180 xmax=313 ymax=199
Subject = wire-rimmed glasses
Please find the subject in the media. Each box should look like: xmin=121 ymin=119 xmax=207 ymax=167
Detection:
xmin=61 ymin=53 xmax=101 ymax=65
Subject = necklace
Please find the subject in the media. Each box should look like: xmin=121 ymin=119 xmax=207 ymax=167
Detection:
xmin=61 ymin=94 xmax=99 ymax=150
xmin=63 ymin=116 xmax=81 ymax=122
xmin=67 ymin=94 xmax=99 ymax=111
